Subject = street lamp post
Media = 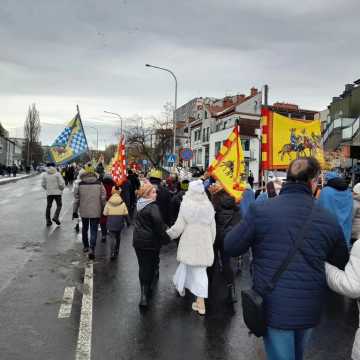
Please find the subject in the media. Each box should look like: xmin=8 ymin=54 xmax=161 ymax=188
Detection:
xmin=145 ymin=63 xmax=178 ymax=163
xmin=104 ymin=111 xmax=124 ymax=136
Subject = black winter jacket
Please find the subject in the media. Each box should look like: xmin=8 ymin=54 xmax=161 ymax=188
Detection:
xmin=225 ymin=183 xmax=349 ymax=330
xmin=212 ymin=190 xmax=241 ymax=244
xmin=133 ymin=202 xmax=170 ymax=250
xmin=170 ymin=190 xmax=186 ymax=225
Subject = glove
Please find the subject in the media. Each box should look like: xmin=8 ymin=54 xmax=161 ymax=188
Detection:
xmin=72 ymin=212 xmax=79 ymax=219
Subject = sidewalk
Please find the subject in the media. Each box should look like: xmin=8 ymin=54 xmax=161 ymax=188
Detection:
xmin=0 ymin=172 xmax=38 ymax=185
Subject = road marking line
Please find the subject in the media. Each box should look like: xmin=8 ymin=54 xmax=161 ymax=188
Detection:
xmin=58 ymin=286 xmax=75 ymax=318
xmin=75 ymin=263 xmax=93 ymax=360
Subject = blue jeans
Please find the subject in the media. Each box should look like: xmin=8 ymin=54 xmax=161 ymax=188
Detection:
xmin=82 ymin=218 xmax=99 ymax=249
xmin=264 ymin=327 xmax=313 ymax=360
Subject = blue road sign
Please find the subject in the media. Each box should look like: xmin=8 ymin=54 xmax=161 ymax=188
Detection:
xmin=167 ymin=154 xmax=176 ymax=163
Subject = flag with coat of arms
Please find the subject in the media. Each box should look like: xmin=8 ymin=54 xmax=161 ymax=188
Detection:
xmin=49 ymin=111 xmax=89 ymax=165
xmin=208 ymin=123 xmax=246 ymax=202
xmin=111 ymin=134 xmax=127 ymax=186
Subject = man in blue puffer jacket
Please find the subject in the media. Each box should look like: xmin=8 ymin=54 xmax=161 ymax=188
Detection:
xmin=318 ymin=171 xmax=353 ymax=249
xmin=225 ymin=157 xmax=349 ymax=360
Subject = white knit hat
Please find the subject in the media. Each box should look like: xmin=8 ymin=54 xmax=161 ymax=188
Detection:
xmin=353 ymin=183 xmax=360 ymax=194
xmin=188 ymin=179 xmax=205 ymax=194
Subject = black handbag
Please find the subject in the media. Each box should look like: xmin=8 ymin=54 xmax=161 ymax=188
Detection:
xmin=241 ymin=204 xmax=315 ymax=337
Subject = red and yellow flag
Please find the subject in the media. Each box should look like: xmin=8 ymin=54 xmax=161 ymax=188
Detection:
xmin=261 ymin=108 xmax=324 ymax=170
xmin=208 ymin=125 xmax=246 ymax=202
xmin=111 ymin=135 xmax=127 ymax=186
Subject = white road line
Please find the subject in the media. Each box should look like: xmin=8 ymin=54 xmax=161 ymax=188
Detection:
xmin=75 ymin=263 xmax=93 ymax=360
xmin=58 ymin=286 xmax=75 ymax=318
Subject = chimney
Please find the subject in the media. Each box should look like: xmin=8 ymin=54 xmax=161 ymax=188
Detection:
xmin=223 ymin=96 xmax=233 ymax=108
xmin=250 ymin=87 xmax=258 ymax=96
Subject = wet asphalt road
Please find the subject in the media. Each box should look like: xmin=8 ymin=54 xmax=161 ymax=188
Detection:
xmin=0 ymin=176 xmax=357 ymax=359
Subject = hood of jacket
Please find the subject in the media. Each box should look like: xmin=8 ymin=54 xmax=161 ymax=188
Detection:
xmin=108 ymin=193 xmax=124 ymax=206
xmin=137 ymin=197 xmax=155 ymax=212
xmin=80 ymin=171 xmax=98 ymax=183
xmin=46 ymin=167 xmax=57 ymax=175
xmin=181 ymin=191 xmax=215 ymax=225
xmin=326 ymin=177 xmax=348 ymax=191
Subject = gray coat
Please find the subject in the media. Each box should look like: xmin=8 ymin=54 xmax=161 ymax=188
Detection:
xmin=41 ymin=167 xmax=65 ymax=196
xmin=73 ymin=172 xmax=106 ymax=218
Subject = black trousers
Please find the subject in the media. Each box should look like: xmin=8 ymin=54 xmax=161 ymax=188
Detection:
xmin=135 ymin=249 xmax=160 ymax=286
xmin=208 ymin=236 xmax=234 ymax=285
xmin=46 ymin=195 xmax=62 ymax=221
xmin=109 ymin=231 xmax=121 ymax=253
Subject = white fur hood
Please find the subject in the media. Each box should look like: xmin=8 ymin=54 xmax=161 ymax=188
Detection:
xmin=180 ymin=191 xmax=215 ymax=225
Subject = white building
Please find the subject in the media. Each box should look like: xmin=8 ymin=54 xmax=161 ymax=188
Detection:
xmin=185 ymin=88 xmax=262 ymax=185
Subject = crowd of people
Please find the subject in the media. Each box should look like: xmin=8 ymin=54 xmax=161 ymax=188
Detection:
xmin=40 ymin=157 xmax=360 ymax=360
xmin=0 ymin=163 xmax=19 ymax=177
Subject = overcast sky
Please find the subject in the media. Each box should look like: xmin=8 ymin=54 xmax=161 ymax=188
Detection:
xmin=1 ymin=0 xmax=360 ymax=140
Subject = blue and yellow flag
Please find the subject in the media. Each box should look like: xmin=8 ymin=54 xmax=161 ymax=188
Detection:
xmin=49 ymin=113 xmax=89 ymax=165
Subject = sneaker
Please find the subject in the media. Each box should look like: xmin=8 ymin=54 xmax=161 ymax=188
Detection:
xmin=46 ymin=221 xmax=52 ymax=227
xmin=52 ymin=218 xmax=61 ymax=226
xmin=83 ymin=247 xmax=89 ymax=253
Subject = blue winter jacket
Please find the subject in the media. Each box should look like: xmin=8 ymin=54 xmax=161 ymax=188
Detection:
xmin=238 ymin=188 xmax=255 ymax=217
xmin=225 ymin=183 xmax=349 ymax=330
xmin=318 ymin=175 xmax=353 ymax=249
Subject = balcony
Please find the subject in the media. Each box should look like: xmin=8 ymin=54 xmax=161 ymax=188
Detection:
xmin=322 ymin=117 xmax=356 ymax=144
xmin=342 ymin=117 xmax=360 ymax=140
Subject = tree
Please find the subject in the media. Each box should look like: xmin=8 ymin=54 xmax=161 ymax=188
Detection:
xmin=125 ymin=109 xmax=174 ymax=167
xmin=103 ymin=144 xmax=117 ymax=164
xmin=23 ymin=104 xmax=43 ymax=166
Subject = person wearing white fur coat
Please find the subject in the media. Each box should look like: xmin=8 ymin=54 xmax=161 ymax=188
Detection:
xmin=325 ymin=240 xmax=360 ymax=360
xmin=167 ymin=179 xmax=216 ymax=315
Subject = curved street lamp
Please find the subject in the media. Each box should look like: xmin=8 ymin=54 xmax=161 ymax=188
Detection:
xmin=145 ymin=63 xmax=178 ymax=162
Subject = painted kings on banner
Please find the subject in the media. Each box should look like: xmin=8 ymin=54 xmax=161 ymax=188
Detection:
xmin=208 ymin=124 xmax=247 ymax=202
xmin=261 ymin=108 xmax=324 ymax=170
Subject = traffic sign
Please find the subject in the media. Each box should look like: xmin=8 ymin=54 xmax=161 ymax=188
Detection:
xmin=167 ymin=154 xmax=177 ymax=163
xmin=180 ymin=148 xmax=193 ymax=161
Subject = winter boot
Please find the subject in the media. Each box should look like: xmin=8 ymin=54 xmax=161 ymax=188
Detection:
xmin=88 ymin=248 xmax=95 ymax=261
xmin=227 ymin=284 xmax=237 ymax=304
xmin=139 ymin=285 xmax=149 ymax=307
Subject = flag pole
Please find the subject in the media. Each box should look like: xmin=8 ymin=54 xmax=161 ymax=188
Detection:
xmin=76 ymin=104 xmax=91 ymax=162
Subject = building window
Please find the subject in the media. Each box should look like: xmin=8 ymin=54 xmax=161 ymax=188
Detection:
xmin=197 ymin=148 xmax=203 ymax=164
xmin=206 ymin=127 xmax=210 ymax=142
xmin=215 ymin=141 xmax=221 ymax=156
xmin=204 ymin=111 xmax=208 ymax=119
xmin=223 ymin=121 xmax=227 ymax=129
xmin=241 ymin=139 xmax=250 ymax=151
xmin=202 ymin=129 xmax=206 ymax=142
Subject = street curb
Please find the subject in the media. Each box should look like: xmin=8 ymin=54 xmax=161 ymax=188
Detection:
xmin=0 ymin=173 xmax=39 ymax=185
